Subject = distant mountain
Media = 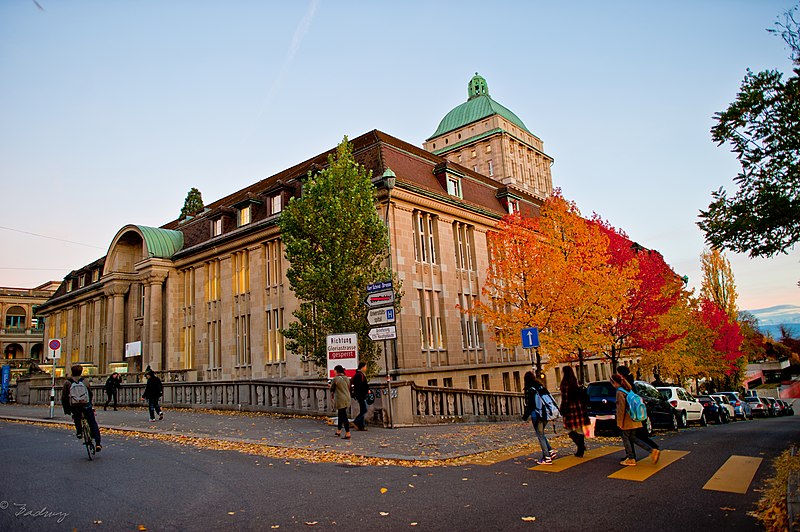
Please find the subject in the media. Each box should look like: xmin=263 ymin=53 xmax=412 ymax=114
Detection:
xmin=744 ymin=304 xmax=800 ymax=339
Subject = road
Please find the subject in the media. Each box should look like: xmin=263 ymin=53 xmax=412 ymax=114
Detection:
xmin=1 ymin=415 xmax=798 ymax=531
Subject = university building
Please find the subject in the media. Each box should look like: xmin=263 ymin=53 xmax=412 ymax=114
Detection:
xmin=37 ymin=74 xmax=605 ymax=391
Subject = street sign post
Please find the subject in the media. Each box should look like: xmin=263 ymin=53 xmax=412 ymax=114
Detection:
xmin=326 ymin=333 xmax=359 ymax=378
xmin=366 ymin=307 xmax=395 ymax=326
xmin=47 ymin=338 xmax=61 ymax=418
xmin=366 ymin=280 xmax=393 ymax=293
xmin=521 ymin=327 xmax=539 ymax=349
xmin=364 ymin=290 xmax=395 ymax=308
xmin=368 ymin=325 xmax=397 ymax=341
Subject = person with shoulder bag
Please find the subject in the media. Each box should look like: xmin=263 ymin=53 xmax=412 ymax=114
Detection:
xmin=141 ymin=369 xmax=164 ymax=422
xmin=559 ymin=366 xmax=589 ymax=457
xmin=522 ymin=371 xmax=557 ymax=465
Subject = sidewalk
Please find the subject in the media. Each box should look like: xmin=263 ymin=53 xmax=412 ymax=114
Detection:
xmin=0 ymin=403 xmax=559 ymax=463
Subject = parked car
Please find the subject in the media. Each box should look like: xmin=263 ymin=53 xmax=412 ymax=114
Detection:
xmin=765 ymin=397 xmax=781 ymax=416
xmin=697 ymin=395 xmax=727 ymax=424
xmin=657 ymin=386 xmax=707 ymax=427
xmin=710 ymin=394 xmax=735 ymax=422
xmin=718 ymin=391 xmax=753 ymax=420
xmin=745 ymin=396 xmax=771 ymax=417
xmin=587 ymin=380 xmax=678 ymax=435
xmin=781 ymin=400 xmax=794 ymax=416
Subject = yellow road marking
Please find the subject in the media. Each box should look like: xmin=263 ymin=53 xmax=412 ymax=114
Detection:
xmin=703 ymin=455 xmax=763 ymax=494
xmin=529 ymin=445 xmax=624 ymax=472
xmin=608 ymin=450 xmax=690 ymax=481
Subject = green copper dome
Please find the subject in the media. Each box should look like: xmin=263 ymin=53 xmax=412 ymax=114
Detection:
xmin=428 ymin=73 xmax=531 ymax=140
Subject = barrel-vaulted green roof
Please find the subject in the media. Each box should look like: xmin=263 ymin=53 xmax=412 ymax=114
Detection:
xmin=427 ymin=73 xmax=531 ymax=140
xmin=136 ymin=225 xmax=184 ymax=258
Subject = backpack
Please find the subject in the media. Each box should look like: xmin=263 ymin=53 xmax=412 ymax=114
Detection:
xmin=542 ymin=392 xmax=561 ymax=421
xmin=69 ymin=379 xmax=90 ymax=407
xmin=624 ymin=389 xmax=647 ymax=422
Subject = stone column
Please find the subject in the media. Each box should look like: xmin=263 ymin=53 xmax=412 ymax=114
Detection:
xmin=104 ymin=282 xmax=129 ymax=363
xmin=146 ymin=271 xmax=168 ymax=371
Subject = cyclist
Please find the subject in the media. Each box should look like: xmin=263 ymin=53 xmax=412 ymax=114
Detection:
xmin=61 ymin=364 xmax=102 ymax=452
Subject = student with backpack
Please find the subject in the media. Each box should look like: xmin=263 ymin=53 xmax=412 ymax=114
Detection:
xmin=142 ymin=369 xmax=164 ymax=422
xmin=61 ymin=364 xmax=102 ymax=452
xmin=611 ymin=373 xmax=659 ymax=466
xmin=522 ymin=371 xmax=558 ymax=465
xmin=616 ymin=365 xmax=660 ymax=457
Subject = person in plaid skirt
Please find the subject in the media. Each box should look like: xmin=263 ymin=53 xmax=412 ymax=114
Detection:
xmin=559 ymin=366 xmax=589 ymax=457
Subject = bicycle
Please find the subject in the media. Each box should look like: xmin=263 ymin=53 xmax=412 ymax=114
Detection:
xmin=79 ymin=413 xmax=96 ymax=460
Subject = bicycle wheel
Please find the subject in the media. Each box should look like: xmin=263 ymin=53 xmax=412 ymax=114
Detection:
xmin=82 ymin=418 xmax=95 ymax=460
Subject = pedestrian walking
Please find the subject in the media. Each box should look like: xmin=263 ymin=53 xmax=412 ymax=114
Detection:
xmin=559 ymin=366 xmax=589 ymax=457
xmin=61 ymin=364 xmax=102 ymax=452
xmin=611 ymin=373 xmax=660 ymax=466
xmin=616 ymin=365 xmax=661 ymax=456
xmin=142 ymin=369 xmax=163 ymax=422
xmin=330 ymin=365 xmax=351 ymax=439
xmin=104 ymin=372 xmax=121 ymax=411
xmin=351 ymin=361 xmax=369 ymax=431
xmin=522 ymin=370 xmax=557 ymax=465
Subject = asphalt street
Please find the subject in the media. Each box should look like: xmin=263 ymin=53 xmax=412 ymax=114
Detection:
xmin=1 ymin=409 xmax=798 ymax=531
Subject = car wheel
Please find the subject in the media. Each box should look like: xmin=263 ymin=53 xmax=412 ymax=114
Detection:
xmin=700 ymin=412 xmax=707 ymax=427
xmin=723 ymin=411 xmax=730 ymax=424
xmin=678 ymin=411 xmax=688 ymax=428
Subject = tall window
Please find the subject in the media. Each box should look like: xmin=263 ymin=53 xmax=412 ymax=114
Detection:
xmin=206 ymin=260 xmax=221 ymax=301
xmin=232 ymin=250 xmax=250 ymax=295
xmin=237 ymin=205 xmax=251 ymax=227
xmin=413 ymin=211 xmax=438 ymax=265
xmin=235 ymin=315 xmax=251 ymax=367
xmin=458 ymin=293 xmax=481 ymax=349
xmin=488 ymin=160 xmax=494 ymax=176
xmin=265 ymin=308 xmax=284 ymax=363
xmin=264 ymin=240 xmax=282 ymax=288
xmin=453 ymin=222 xmax=475 ymax=271
xmin=208 ymin=320 xmax=221 ymax=369
xmin=418 ymin=289 xmax=444 ymax=351
xmin=5 ymin=306 xmax=25 ymax=329
xmin=139 ymin=283 xmax=146 ymax=317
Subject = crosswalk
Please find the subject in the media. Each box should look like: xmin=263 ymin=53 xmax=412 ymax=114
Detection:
xmin=526 ymin=445 xmax=763 ymax=494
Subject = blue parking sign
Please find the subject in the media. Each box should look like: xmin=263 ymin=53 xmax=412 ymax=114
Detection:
xmin=521 ymin=327 xmax=539 ymax=349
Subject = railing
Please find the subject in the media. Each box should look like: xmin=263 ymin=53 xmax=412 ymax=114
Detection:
xmin=16 ymin=375 xmax=548 ymax=426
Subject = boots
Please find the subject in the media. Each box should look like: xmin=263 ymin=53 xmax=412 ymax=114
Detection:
xmin=569 ymin=431 xmax=586 ymax=457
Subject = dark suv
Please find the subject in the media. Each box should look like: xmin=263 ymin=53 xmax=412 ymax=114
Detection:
xmin=587 ymin=380 xmax=678 ymax=435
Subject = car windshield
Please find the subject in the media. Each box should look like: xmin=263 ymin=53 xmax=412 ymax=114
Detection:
xmin=587 ymin=383 xmax=615 ymax=397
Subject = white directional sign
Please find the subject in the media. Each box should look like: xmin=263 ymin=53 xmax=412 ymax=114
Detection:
xmin=368 ymin=325 xmax=397 ymax=341
xmin=367 ymin=307 xmax=396 ymax=326
xmin=364 ymin=290 xmax=395 ymax=308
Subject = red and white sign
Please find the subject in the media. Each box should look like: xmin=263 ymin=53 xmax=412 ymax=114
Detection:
xmin=326 ymin=333 xmax=358 ymax=378
xmin=48 ymin=338 xmax=62 ymax=359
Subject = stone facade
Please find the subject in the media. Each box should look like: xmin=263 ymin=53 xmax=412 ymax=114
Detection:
xmin=35 ymin=76 xmax=614 ymax=391
xmin=0 ymin=281 xmax=60 ymax=380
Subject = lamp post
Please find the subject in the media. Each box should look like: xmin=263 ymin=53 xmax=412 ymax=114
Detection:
xmin=382 ymin=168 xmax=396 ymax=428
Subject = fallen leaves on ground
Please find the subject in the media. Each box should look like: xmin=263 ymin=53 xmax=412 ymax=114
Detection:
xmin=521 ymin=516 xmax=536 ymax=522
xmin=748 ymin=447 xmax=800 ymax=531
xmin=380 ymin=487 xmax=388 ymax=494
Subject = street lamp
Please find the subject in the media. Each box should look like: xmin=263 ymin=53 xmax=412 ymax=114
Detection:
xmin=382 ymin=168 xmax=396 ymax=428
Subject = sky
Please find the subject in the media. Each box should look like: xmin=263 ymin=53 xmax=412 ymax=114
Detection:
xmin=1 ymin=0 xmax=798 ymax=313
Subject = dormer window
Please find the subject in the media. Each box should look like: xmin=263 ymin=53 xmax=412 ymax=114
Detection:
xmin=237 ymin=205 xmax=251 ymax=227
xmin=508 ymin=199 xmax=519 ymax=214
xmin=92 ymin=270 xmax=99 ymax=282
xmin=271 ymin=194 xmax=282 ymax=215
xmin=447 ymin=176 xmax=462 ymax=198
xmin=212 ymin=218 xmax=223 ymax=237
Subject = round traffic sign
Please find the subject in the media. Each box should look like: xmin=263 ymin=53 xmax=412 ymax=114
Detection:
xmin=48 ymin=339 xmax=61 ymax=350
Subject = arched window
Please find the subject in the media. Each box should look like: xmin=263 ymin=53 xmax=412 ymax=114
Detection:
xmin=5 ymin=306 xmax=26 ymax=329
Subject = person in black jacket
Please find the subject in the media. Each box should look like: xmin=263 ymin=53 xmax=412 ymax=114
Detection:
xmin=61 ymin=364 xmax=102 ymax=451
xmin=141 ymin=369 xmax=163 ymax=422
xmin=351 ymin=362 xmax=370 ymax=431
xmin=104 ymin=372 xmax=121 ymax=411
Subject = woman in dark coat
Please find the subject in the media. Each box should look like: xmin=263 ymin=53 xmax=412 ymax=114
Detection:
xmin=559 ymin=366 xmax=590 ymax=457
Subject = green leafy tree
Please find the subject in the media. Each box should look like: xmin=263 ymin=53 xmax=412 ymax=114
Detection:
xmin=279 ymin=137 xmax=394 ymax=374
xmin=180 ymin=187 xmax=204 ymax=219
xmin=698 ymin=8 xmax=800 ymax=257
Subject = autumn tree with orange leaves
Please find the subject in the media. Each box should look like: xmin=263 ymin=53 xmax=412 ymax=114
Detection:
xmin=475 ymin=192 xmax=628 ymax=379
